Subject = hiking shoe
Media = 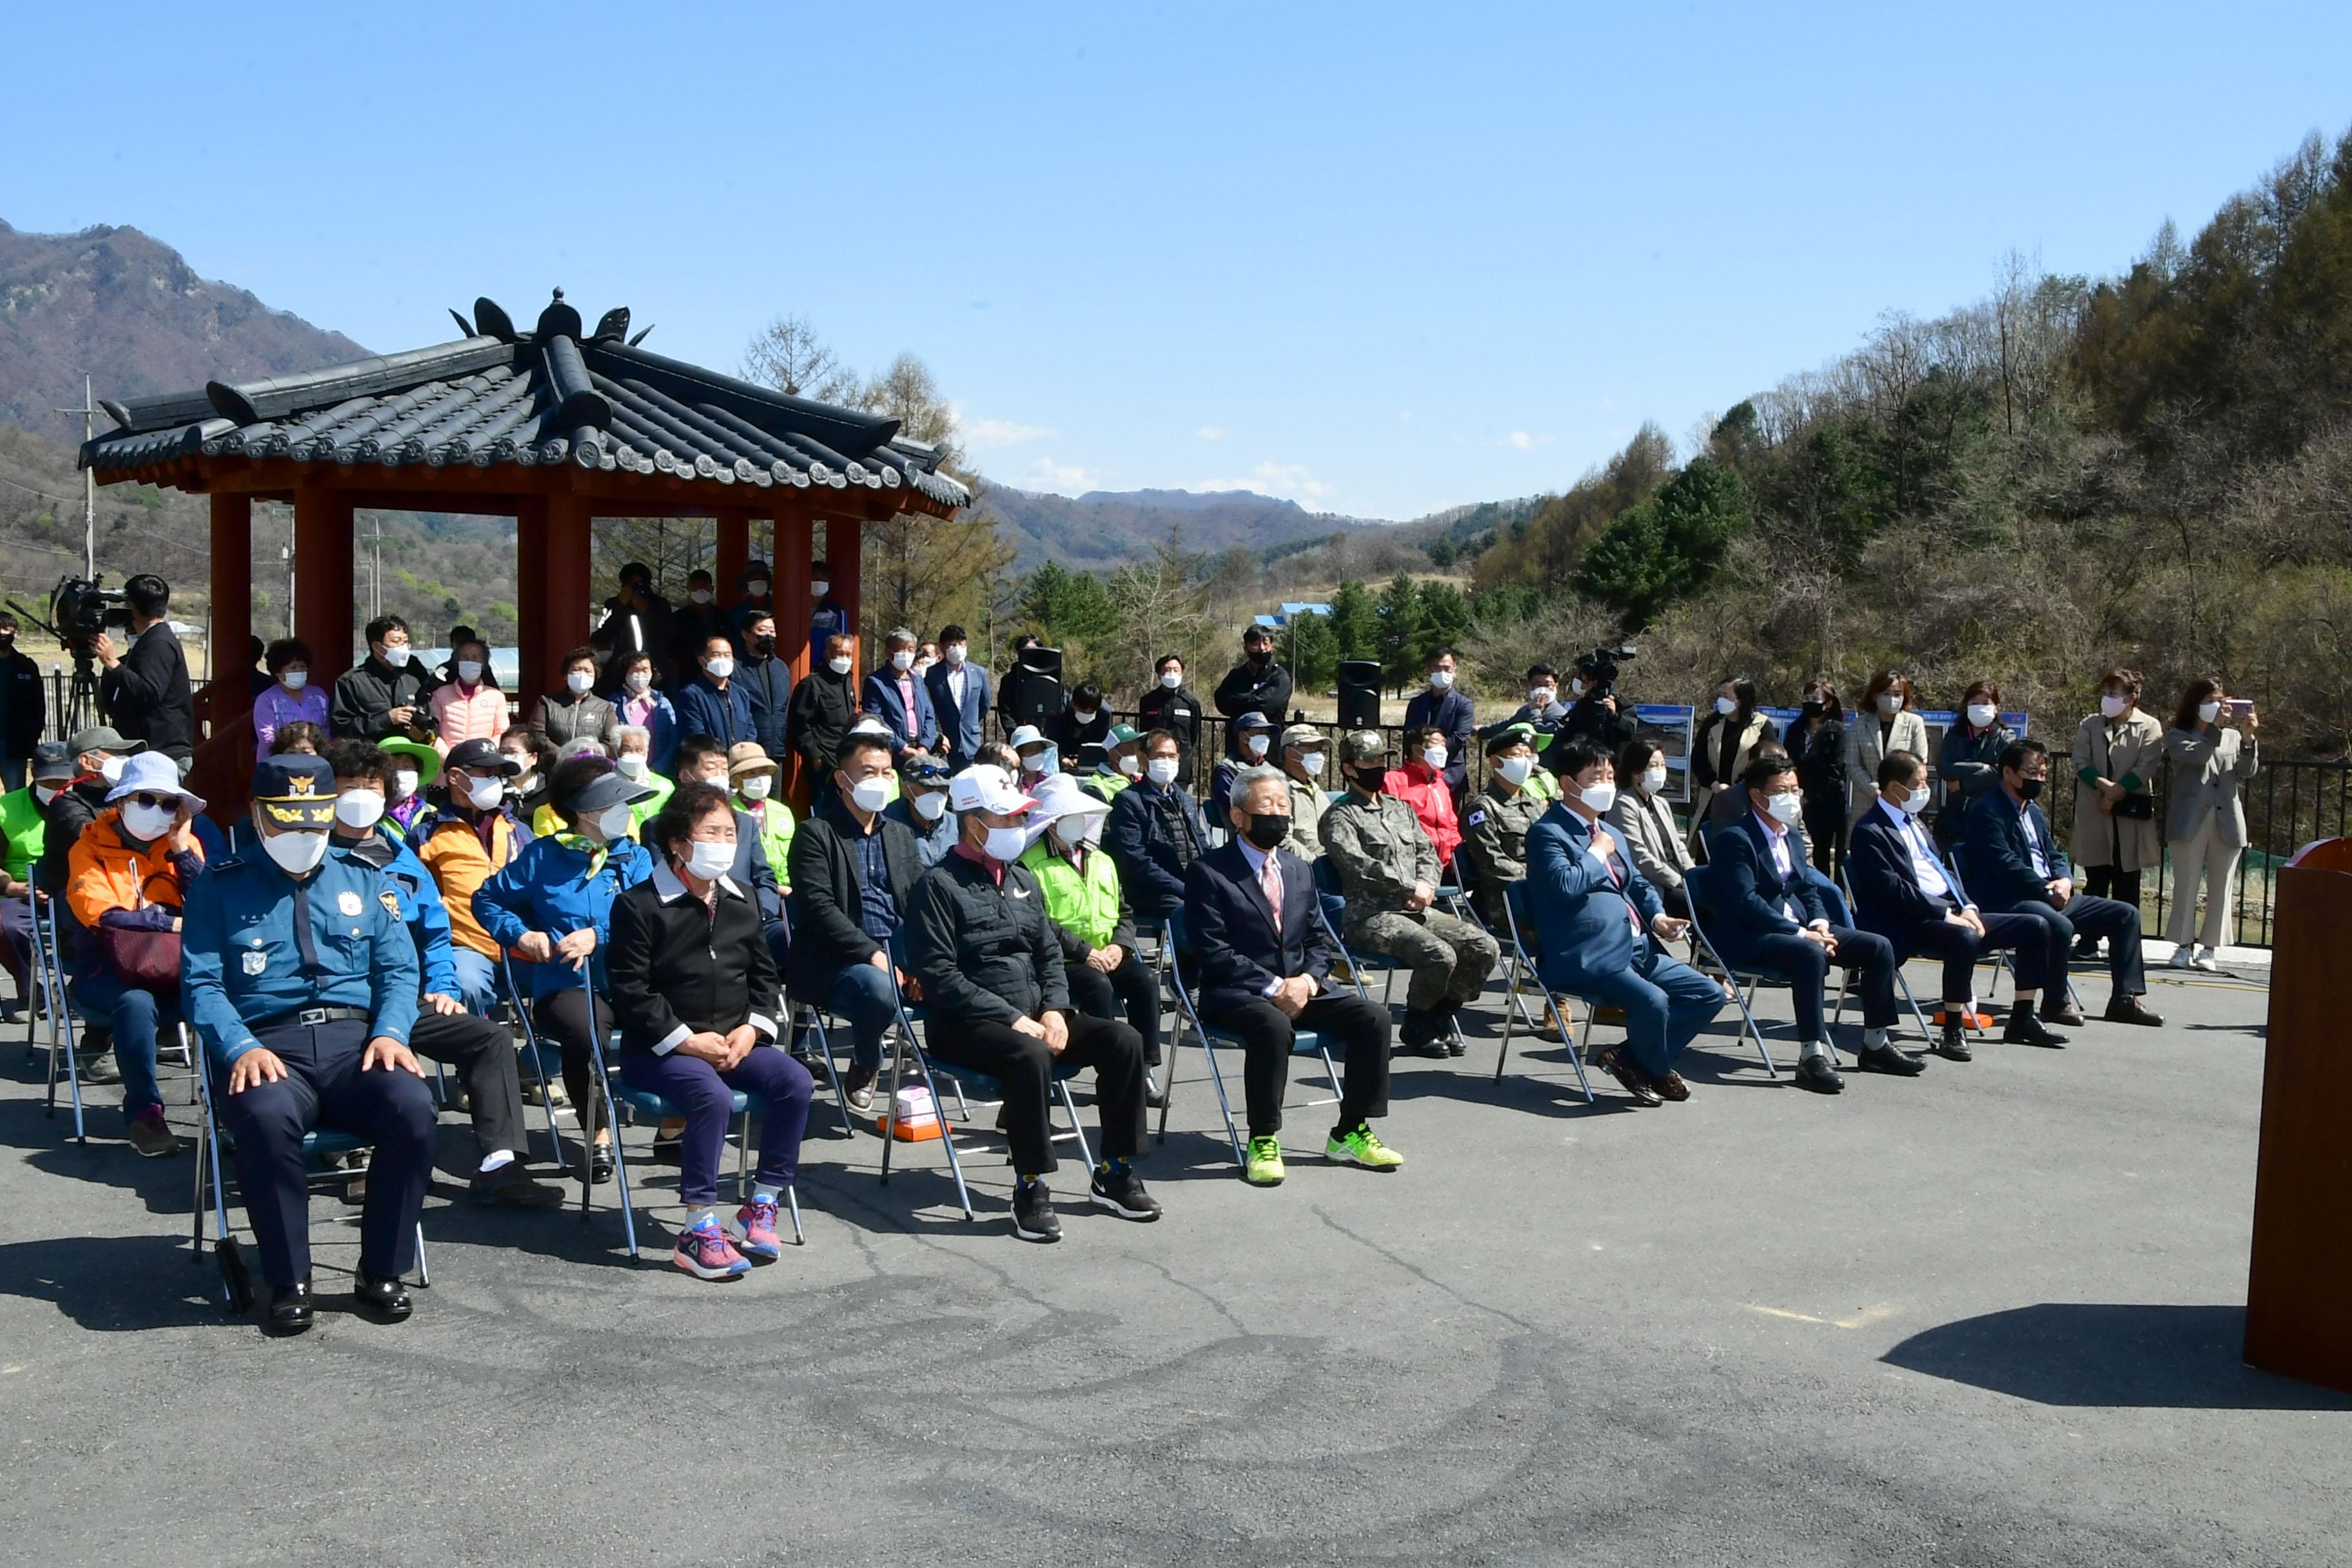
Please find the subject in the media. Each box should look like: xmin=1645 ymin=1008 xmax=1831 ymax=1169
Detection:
xmin=1325 ymin=1122 xmax=1403 ymax=1171
xmin=1012 ymin=1180 xmax=1061 ymax=1243
xmin=734 ymin=1197 xmax=785 ymax=1260
xmin=1090 ymin=1165 xmax=1163 ymax=1221
xmin=1244 ymin=1135 xmax=1286 ymax=1186
xmin=673 ymin=1215 xmax=751 ymax=1280
xmin=125 ymin=1106 xmax=182 ymax=1158
xmin=843 ymin=1064 xmax=877 ymax=1112
xmin=77 ymin=1048 xmax=121 ymax=1085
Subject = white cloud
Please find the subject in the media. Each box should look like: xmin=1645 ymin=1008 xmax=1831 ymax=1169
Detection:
xmin=1193 ymin=460 xmax=1335 ymax=502
xmin=965 ymin=416 xmax=1059 ymax=450
xmin=1496 ymin=430 xmax=1555 ymax=451
xmin=1024 ymin=456 xmax=1095 ymax=494
xmin=1396 ymin=410 xmax=1414 ymax=423
xmin=1196 ymin=426 xmax=1226 ymax=441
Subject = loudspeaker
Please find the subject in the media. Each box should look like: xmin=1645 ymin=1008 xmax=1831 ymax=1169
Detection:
xmin=1003 ymin=645 xmax=1066 ymax=729
xmin=1337 ymin=660 xmax=1382 ymax=731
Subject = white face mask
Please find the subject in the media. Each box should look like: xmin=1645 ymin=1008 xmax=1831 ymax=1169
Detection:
xmin=983 ymin=824 xmax=1028 ymax=863
xmin=911 ymin=790 xmax=948 ymax=822
xmin=457 ymin=660 xmax=484 ymax=684
xmin=616 ymin=754 xmax=647 ymax=779
xmin=2197 ymin=701 xmax=2221 ymax=724
xmin=1245 ymin=734 xmax=1270 ymax=759
xmin=738 ymin=773 xmax=773 ymax=801
xmin=34 ymin=784 xmax=61 ymax=806
xmin=1298 ymin=750 xmax=1325 ymax=776
xmin=1495 ymin=756 xmax=1534 ymax=787
xmin=2101 ymin=694 xmax=2130 ymax=719
xmin=567 ymin=670 xmax=595 ymax=695
xmin=1421 ymin=745 xmax=1449 ymax=771
xmin=849 ymin=777 xmax=894 ymax=814
xmin=1578 ymin=782 xmax=1617 ymax=816
xmin=392 ymin=769 xmax=420 ymax=800
xmin=1117 ymin=754 xmax=1143 ymax=778
xmin=1146 ymin=757 xmax=1180 ymax=787
xmin=1569 ymin=678 xmax=1586 ymax=698
xmin=1965 ymin=703 xmax=1997 ymax=729
xmin=828 ymin=655 xmax=854 ymax=676
xmin=1642 ymin=765 xmax=1668 ymax=794
xmin=464 ymin=777 xmax=505 ymax=810
xmin=689 ymin=590 xmax=714 ymax=605
xmin=99 ymin=755 xmax=128 ymax=784
xmin=1429 ymin=669 xmax=1454 ymax=691
xmin=1876 ymin=692 xmax=1903 ymax=715
xmin=1896 ymin=784 xmax=1930 ymax=816
xmin=945 ymin=643 xmax=967 ymax=665
xmin=1072 ymin=707 xmax=1097 ymax=723
xmin=1051 ymin=815 xmax=1091 ymax=847
xmin=282 ymin=671 xmax=309 ymax=691
xmin=593 ymin=803 xmax=636 ymax=841
xmin=625 ymin=671 xmax=652 ymax=693
xmin=890 ymin=650 xmax=915 ymax=672
xmin=263 ymin=827 xmax=331 ymax=875
xmin=335 ymin=790 xmax=387 ymax=829
xmin=1160 ymin=669 xmax=1181 ymax=689
xmin=683 ymin=840 xmax=734 ymax=881
xmin=1528 ymin=687 xmax=1554 ymax=708
xmin=1763 ymin=791 xmax=1805 ymax=826
xmin=1715 ymin=696 xmax=1739 ymax=717
xmin=120 ymin=801 xmax=178 ymax=841
xmin=807 ymin=580 xmax=825 ymax=598
xmin=380 ymin=642 xmax=410 ymax=663
xmin=748 ymin=579 xmax=771 ymax=596
xmin=705 ymin=657 xmax=734 ymax=681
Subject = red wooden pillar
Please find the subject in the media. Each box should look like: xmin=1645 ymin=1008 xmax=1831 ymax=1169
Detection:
xmin=775 ymin=506 xmax=812 ymax=681
xmin=831 ymin=516 xmax=863 ymax=656
xmin=292 ymin=484 xmax=355 ymax=680
xmin=545 ymin=493 xmax=594 ymax=702
xmin=715 ymin=507 xmax=753 ymax=598
xmin=207 ymin=491 xmax=252 ymax=693
xmin=516 ymin=497 xmax=550 ymax=702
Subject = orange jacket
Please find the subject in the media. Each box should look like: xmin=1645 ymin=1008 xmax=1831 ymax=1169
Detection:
xmin=65 ymin=807 xmax=203 ymax=966
xmin=413 ymin=805 xmax=530 ymax=959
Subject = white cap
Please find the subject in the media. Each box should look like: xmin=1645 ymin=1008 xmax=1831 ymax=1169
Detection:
xmin=1028 ymin=771 xmax=1112 ymax=824
xmin=947 ymin=763 xmax=1033 ymax=816
xmin=1007 ymin=723 xmax=1046 ymax=750
xmin=848 ymin=716 xmax=894 ymax=739
xmin=104 ymin=750 xmax=208 ymax=814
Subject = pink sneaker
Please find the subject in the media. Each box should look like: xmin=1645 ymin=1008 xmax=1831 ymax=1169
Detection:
xmin=734 ymin=1197 xmax=783 ymax=1260
xmin=672 ymin=1215 xmax=750 ymax=1280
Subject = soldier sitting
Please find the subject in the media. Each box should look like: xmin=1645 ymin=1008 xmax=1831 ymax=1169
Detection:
xmin=1460 ymin=725 xmax=1546 ymax=930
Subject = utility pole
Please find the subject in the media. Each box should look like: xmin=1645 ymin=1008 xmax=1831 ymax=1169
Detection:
xmin=51 ymin=375 xmax=98 ymax=579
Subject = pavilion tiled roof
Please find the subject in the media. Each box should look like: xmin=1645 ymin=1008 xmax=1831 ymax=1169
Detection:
xmin=78 ymin=291 xmax=967 ymax=513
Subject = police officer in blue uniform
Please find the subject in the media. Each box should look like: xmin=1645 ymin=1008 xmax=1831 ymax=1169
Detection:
xmin=324 ymin=740 xmax=561 ymax=1208
xmin=181 ymin=754 xmax=433 ymax=1335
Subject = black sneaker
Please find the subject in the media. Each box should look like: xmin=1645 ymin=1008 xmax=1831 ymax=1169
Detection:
xmin=1090 ymin=1166 xmax=1163 ymax=1222
xmin=1012 ymin=1180 xmax=1061 ymax=1243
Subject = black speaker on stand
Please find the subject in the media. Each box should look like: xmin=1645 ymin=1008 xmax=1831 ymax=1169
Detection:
xmin=1337 ymin=660 xmax=1383 ymax=732
xmin=1002 ymin=645 xmax=1066 ymax=732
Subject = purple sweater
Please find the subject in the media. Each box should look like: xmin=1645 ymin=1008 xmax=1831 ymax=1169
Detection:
xmin=253 ymin=682 xmax=330 ymax=758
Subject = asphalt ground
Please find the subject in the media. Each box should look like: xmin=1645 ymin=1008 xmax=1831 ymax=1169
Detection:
xmin=1 ymin=953 xmax=2342 ymax=1567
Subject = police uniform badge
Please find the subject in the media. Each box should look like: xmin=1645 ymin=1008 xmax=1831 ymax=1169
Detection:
xmin=242 ymin=948 xmax=268 ymax=975
xmin=379 ymin=890 xmax=402 ymax=917
xmin=337 ymin=890 xmax=364 ymax=917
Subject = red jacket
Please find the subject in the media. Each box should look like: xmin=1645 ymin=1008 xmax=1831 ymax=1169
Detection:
xmin=1383 ymin=761 xmax=1462 ymax=868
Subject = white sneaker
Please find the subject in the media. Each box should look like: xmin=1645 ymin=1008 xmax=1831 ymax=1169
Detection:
xmin=2166 ymin=946 xmax=2196 ymax=969
xmin=2191 ymin=946 xmax=2220 ymax=972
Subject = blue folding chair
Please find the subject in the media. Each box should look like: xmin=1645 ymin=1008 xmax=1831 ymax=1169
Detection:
xmin=1489 ymin=880 xmax=1597 ymax=1102
xmin=1156 ymin=906 xmax=1345 ymax=1173
xmin=773 ymin=906 xmax=856 ymax=1137
xmin=29 ymin=893 xmax=85 ymax=1142
xmin=495 ymin=950 xmax=569 ymax=1171
xmin=1309 ymin=856 xmax=1466 ymax=1054
xmin=189 ymin=1038 xmax=431 ymax=1313
xmin=1678 ymin=864 xmax=1783 ymax=1075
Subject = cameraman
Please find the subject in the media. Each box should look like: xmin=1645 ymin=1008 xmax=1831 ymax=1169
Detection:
xmin=1544 ymin=649 xmax=1638 ymax=768
xmin=93 ymin=574 xmax=195 ymax=770
xmin=332 ymin=615 xmax=438 ymax=745
xmin=0 ymin=612 xmax=45 ymax=790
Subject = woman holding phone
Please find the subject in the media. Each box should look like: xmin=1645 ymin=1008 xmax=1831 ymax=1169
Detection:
xmin=2161 ymin=677 xmax=2260 ymax=970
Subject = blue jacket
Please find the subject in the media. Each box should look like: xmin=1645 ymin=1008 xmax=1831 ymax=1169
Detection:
xmin=1846 ymin=801 xmax=1972 ymax=957
xmin=181 ymin=848 xmax=422 ymax=1067
xmin=1104 ymin=777 xmax=1209 ymax=917
xmin=1181 ymin=839 xmax=1333 ymax=1017
xmin=1704 ymin=811 xmax=1826 ymax=968
xmin=924 ymin=660 xmax=991 ymax=766
xmin=340 ymin=825 xmax=460 ymax=999
xmin=883 ymin=795 xmax=957 ymax=867
xmin=735 ymin=654 xmax=793 ymax=758
xmin=862 ymin=667 xmax=939 ymax=754
xmin=1960 ymin=787 xmax=2063 ymax=912
xmin=1524 ymin=802 xmax=1665 ymax=994
xmin=673 ymin=674 xmax=759 ymax=752
xmin=472 ymin=831 xmax=654 ymax=1001
xmin=610 ymin=690 xmax=680 ymax=776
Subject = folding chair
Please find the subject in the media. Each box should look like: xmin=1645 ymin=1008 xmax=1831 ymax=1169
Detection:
xmin=28 ymin=892 xmax=84 ymax=1142
xmin=1678 ymin=865 xmax=1783 ymax=1076
xmin=189 ymin=1038 xmax=431 ymax=1312
xmin=1155 ymin=906 xmax=1345 ymax=1174
xmin=875 ymin=965 xmax=1095 ymax=1221
xmin=1489 ymin=879 xmax=1596 ymax=1102
xmin=771 ymin=906 xmax=854 ymax=1137
xmin=1833 ymin=867 xmax=1941 ymax=1044
xmin=496 ymin=950 xmax=573 ymax=1172
xmin=1309 ymin=856 xmax=1465 ymax=1054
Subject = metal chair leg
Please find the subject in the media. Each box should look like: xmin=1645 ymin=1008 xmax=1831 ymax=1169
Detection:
xmin=804 ymin=1011 xmax=854 ymax=1137
xmin=1055 ymin=1080 xmax=1093 ymax=1171
xmin=785 ymin=1183 xmax=804 ymax=1245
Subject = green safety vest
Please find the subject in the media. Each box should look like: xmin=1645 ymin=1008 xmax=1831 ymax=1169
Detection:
xmin=626 ymin=773 xmax=675 ymax=836
xmin=1019 ymin=836 xmax=1122 ymax=950
xmin=738 ymin=796 xmax=796 ymax=885
xmin=1081 ymin=771 xmax=1132 ymax=803
xmin=0 ymin=787 xmax=43 ymax=883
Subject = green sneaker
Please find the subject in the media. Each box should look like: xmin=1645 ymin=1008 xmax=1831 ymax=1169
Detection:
xmin=1244 ymin=1135 xmax=1286 ymax=1186
xmin=1325 ymin=1122 xmax=1404 ymax=1171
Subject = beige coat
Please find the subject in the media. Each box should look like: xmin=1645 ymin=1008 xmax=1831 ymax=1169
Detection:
xmin=2070 ymin=709 xmax=2164 ymax=871
xmin=1688 ymin=710 xmax=1774 ymax=856
xmin=1844 ymin=709 xmax=1930 ymax=823
xmin=1607 ymin=786 xmax=1691 ymax=895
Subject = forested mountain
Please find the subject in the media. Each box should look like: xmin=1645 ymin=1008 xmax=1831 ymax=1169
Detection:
xmin=973 ymin=484 xmax=1382 ymax=570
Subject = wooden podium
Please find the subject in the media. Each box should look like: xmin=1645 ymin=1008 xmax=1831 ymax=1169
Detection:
xmin=2244 ymin=837 xmax=2352 ymax=1393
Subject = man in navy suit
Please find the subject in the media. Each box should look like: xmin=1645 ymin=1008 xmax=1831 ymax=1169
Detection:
xmin=1848 ymin=750 xmax=2048 ymax=1056
xmin=1402 ymin=646 xmax=1475 ymax=805
xmin=1183 ymin=764 xmax=1398 ymax=1188
xmin=923 ymin=624 xmax=991 ymax=769
xmin=1708 ymin=754 xmax=1921 ymax=1093
xmin=861 ymin=627 xmax=940 ymax=756
xmin=1525 ymin=737 xmax=1724 ymax=1105
xmin=1961 ymin=737 xmax=2163 ymax=1031
xmin=672 ymin=634 xmax=760 ymax=752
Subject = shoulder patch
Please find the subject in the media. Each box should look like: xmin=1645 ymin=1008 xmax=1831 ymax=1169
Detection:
xmin=379 ymin=889 xmax=402 ymax=917
xmin=1466 ymin=810 xmax=1487 ymax=826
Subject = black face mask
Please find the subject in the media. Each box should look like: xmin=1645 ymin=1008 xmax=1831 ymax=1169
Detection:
xmin=1243 ymin=812 xmax=1288 ymax=851
xmin=751 ymin=636 xmax=776 ymax=656
xmin=1248 ymin=648 xmax=1271 ymax=665
xmin=2015 ymin=778 xmax=2045 ymax=801
xmin=1351 ymin=767 xmax=1387 ymax=796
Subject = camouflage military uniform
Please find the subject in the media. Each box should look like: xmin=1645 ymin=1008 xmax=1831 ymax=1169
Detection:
xmin=1460 ymin=777 xmax=1547 ymax=930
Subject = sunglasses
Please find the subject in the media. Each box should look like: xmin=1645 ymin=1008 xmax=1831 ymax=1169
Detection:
xmin=129 ymin=792 xmax=180 ymax=810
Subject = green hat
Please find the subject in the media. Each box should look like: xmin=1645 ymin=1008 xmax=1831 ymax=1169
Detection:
xmin=377 ymin=736 xmax=443 ymax=783
xmin=1106 ymin=723 xmax=1143 ymax=747
xmin=1484 ymin=723 xmax=1538 ymax=758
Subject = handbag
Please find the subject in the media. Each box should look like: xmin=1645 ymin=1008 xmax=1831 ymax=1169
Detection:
xmin=2113 ymin=794 xmax=2155 ymax=821
xmin=101 ymin=876 xmax=184 ymax=992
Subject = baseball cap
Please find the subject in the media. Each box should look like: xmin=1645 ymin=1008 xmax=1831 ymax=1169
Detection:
xmin=67 ymin=724 xmax=144 ymax=757
xmin=1338 ymin=729 xmax=1393 ymax=765
xmin=106 ymin=750 xmax=207 ymax=814
xmin=1484 ymin=723 xmax=1539 ymax=757
xmin=252 ymin=754 xmax=338 ymax=828
xmin=1279 ymin=722 xmax=1324 ymax=750
xmin=444 ymin=738 xmax=521 ymax=777
xmin=1105 ymin=723 xmax=1142 ymax=747
xmin=947 ymin=764 xmax=1033 ymax=816
xmin=30 ymin=741 xmax=74 ymax=782
xmin=901 ymin=751 xmax=952 ymax=787
xmin=1233 ymin=711 xmax=1274 ymax=732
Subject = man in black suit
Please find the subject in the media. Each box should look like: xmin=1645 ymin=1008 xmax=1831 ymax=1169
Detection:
xmin=1960 ymin=737 xmax=2163 ymax=1034
xmin=1183 ymin=763 xmax=1398 ymax=1188
xmin=1707 ymin=754 xmax=1921 ymax=1094
xmin=93 ymin=574 xmax=195 ymax=769
xmin=1847 ymin=750 xmax=2046 ymax=1058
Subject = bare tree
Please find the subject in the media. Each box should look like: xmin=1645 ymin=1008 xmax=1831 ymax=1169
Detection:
xmin=741 ymin=315 xmax=860 ymax=404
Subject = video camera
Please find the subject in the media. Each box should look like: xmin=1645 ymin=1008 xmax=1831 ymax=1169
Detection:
xmin=1575 ymin=643 xmax=1638 ymax=698
xmin=4 ymin=574 xmax=133 ymax=671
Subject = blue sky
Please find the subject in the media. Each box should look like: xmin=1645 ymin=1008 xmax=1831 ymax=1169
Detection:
xmin=5 ymin=3 xmax=2347 ymax=519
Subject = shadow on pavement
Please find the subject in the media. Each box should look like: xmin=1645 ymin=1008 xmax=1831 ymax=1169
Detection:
xmin=1881 ymin=1302 xmax=2352 ymax=1409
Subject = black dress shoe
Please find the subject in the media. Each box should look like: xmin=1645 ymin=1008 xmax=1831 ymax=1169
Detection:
xmin=2004 ymin=1011 xmax=2069 ymax=1048
xmin=2041 ymin=1001 xmax=2087 ymax=1028
xmin=1397 ymin=1010 xmax=1447 ymax=1055
xmin=266 ymin=1277 xmax=315 ymax=1336
xmin=1442 ymin=1014 xmax=1468 ymax=1056
xmin=2104 ymin=995 xmax=2164 ymax=1027
xmin=588 ymin=1144 xmax=616 ymax=1184
xmin=1792 ymin=1054 xmax=1845 ymax=1094
xmin=1856 ymin=1040 xmax=1926 ymax=1076
xmin=352 ymin=1268 xmax=413 ymax=1323
xmin=1934 ymin=1024 xmax=1974 ymax=1062
xmin=1596 ymin=1048 xmax=1661 ymax=1106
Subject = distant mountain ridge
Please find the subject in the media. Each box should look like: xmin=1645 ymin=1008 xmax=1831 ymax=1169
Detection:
xmin=973 ymin=484 xmax=1386 ymax=570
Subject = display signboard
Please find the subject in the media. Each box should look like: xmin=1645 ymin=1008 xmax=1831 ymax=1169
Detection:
xmin=1633 ymin=704 xmax=1696 ymax=803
